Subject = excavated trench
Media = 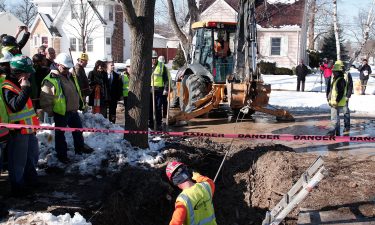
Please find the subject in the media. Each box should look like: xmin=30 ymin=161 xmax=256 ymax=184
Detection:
xmin=93 ymin=138 xmax=317 ymax=225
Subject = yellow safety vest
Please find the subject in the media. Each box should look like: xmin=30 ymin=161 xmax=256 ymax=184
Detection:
xmin=122 ymin=73 xmax=129 ymax=97
xmin=0 ymin=75 xmax=9 ymax=140
xmin=2 ymin=79 xmax=39 ymax=134
xmin=329 ymin=76 xmax=347 ymax=107
xmin=42 ymin=73 xmax=84 ymax=116
xmin=151 ymin=62 xmax=165 ymax=87
xmin=176 ymin=182 xmax=216 ymax=225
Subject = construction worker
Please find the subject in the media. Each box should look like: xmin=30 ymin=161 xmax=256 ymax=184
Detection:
xmin=149 ymin=50 xmax=169 ymax=130
xmin=158 ymin=55 xmax=171 ymax=118
xmin=326 ymin=60 xmax=353 ymax=136
xmin=0 ymin=56 xmax=10 ymax=172
xmin=166 ymin=161 xmax=217 ymax=225
xmin=214 ymin=31 xmax=230 ymax=82
xmin=40 ymin=53 xmax=93 ymax=164
xmin=122 ymin=59 xmax=130 ymax=138
xmin=74 ymin=52 xmax=91 ymax=108
xmin=1 ymin=25 xmax=30 ymax=56
xmin=1 ymin=55 xmax=40 ymax=196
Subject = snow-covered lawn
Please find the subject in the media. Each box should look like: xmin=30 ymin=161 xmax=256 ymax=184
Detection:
xmin=263 ymin=68 xmax=375 ymax=114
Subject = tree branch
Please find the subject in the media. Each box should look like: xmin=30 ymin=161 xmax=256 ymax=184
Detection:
xmin=166 ymin=0 xmax=188 ymax=44
xmin=119 ymin=0 xmax=137 ymax=28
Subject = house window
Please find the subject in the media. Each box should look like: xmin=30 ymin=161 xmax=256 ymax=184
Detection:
xmin=87 ymin=38 xmax=93 ymax=52
xmin=271 ymin=37 xmax=281 ymax=56
xmin=41 ymin=37 xmax=48 ymax=47
xmin=70 ymin=38 xmax=77 ymax=51
xmin=108 ymin=5 xmax=114 ymax=21
xmin=33 ymin=36 xmax=39 ymax=47
xmin=106 ymin=37 xmax=111 ymax=45
xmin=78 ymin=39 xmax=83 ymax=51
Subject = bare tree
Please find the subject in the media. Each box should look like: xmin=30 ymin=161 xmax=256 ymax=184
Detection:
xmin=332 ymin=0 xmax=341 ymax=60
xmin=347 ymin=0 xmax=375 ymax=65
xmin=307 ymin=0 xmax=317 ymax=49
xmin=166 ymin=0 xmax=200 ymax=61
xmin=11 ymin=0 xmax=37 ymax=27
xmin=67 ymin=0 xmax=102 ymax=53
xmin=0 ymin=0 xmax=6 ymax=12
xmin=119 ymin=0 xmax=156 ymax=148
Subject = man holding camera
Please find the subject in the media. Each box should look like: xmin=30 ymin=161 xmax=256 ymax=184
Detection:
xmin=358 ymin=58 xmax=372 ymax=95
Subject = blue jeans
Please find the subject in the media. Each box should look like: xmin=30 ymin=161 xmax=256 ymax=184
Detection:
xmin=54 ymin=111 xmax=84 ymax=159
xmin=7 ymin=133 xmax=39 ymax=188
xmin=330 ymin=101 xmax=350 ymax=133
xmin=324 ymin=77 xmax=331 ymax=94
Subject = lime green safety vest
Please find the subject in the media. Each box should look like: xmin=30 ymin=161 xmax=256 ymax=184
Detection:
xmin=0 ymin=75 xmax=9 ymax=140
xmin=176 ymin=182 xmax=216 ymax=225
xmin=151 ymin=62 xmax=165 ymax=87
xmin=42 ymin=73 xmax=84 ymax=116
xmin=122 ymin=73 xmax=129 ymax=97
xmin=329 ymin=76 xmax=347 ymax=107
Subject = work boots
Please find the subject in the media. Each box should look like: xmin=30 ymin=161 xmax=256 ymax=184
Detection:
xmin=343 ymin=128 xmax=350 ymax=136
xmin=75 ymin=144 xmax=94 ymax=155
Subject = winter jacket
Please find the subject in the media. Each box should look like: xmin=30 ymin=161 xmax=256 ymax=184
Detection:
xmin=358 ymin=64 xmax=372 ymax=80
xmin=2 ymin=76 xmax=32 ymax=113
xmin=40 ymin=70 xmax=81 ymax=115
xmin=30 ymin=65 xmax=50 ymax=109
xmin=296 ymin=64 xmax=308 ymax=80
xmin=74 ymin=63 xmax=91 ymax=97
xmin=320 ymin=63 xmax=333 ymax=78
xmin=88 ymin=70 xmax=109 ymax=106
xmin=327 ymin=71 xmax=346 ymax=105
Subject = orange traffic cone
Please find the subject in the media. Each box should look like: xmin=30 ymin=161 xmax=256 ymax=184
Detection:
xmin=93 ymin=85 xmax=101 ymax=114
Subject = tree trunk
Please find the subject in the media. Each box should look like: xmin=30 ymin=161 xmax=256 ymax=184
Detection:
xmin=332 ymin=0 xmax=341 ymax=60
xmin=120 ymin=0 xmax=155 ymax=148
xmin=308 ymin=0 xmax=316 ymax=50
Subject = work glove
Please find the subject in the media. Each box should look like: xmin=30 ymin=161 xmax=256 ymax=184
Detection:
xmin=192 ymin=171 xmax=201 ymax=181
xmin=163 ymin=90 xmax=168 ymax=96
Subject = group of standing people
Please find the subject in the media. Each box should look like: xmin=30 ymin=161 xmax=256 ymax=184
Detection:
xmin=0 ymin=26 xmax=95 ymax=197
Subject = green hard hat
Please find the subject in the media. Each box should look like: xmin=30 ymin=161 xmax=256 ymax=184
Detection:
xmin=10 ymin=54 xmax=35 ymax=73
xmin=332 ymin=60 xmax=344 ymax=71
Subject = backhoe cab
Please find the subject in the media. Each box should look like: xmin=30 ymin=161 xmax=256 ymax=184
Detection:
xmin=169 ymin=7 xmax=294 ymax=124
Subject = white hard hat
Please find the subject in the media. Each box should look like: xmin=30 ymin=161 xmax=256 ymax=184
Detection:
xmin=158 ymin=56 xmax=165 ymax=63
xmin=125 ymin=59 xmax=131 ymax=67
xmin=55 ymin=53 xmax=74 ymax=68
xmin=0 ymin=51 xmax=13 ymax=63
xmin=152 ymin=50 xmax=158 ymax=58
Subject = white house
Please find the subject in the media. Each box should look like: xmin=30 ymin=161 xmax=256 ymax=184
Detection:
xmin=30 ymin=0 xmax=130 ymax=66
xmin=0 ymin=12 xmax=30 ymax=56
xmin=198 ymin=0 xmax=308 ymax=68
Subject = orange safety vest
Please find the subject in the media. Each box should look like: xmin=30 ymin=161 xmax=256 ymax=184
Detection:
xmin=2 ymin=80 xmax=39 ymax=134
xmin=214 ymin=40 xmax=229 ymax=58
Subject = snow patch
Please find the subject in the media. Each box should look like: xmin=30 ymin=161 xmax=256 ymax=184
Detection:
xmin=2 ymin=211 xmax=91 ymax=225
xmin=37 ymin=113 xmax=165 ymax=175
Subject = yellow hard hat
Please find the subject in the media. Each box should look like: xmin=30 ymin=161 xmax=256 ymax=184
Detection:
xmin=332 ymin=60 xmax=344 ymax=71
xmin=79 ymin=52 xmax=89 ymax=61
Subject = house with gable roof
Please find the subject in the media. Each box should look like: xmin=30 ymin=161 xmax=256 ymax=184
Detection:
xmin=197 ymin=0 xmax=308 ymax=69
xmin=30 ymin=0 xmax=131 ymax=66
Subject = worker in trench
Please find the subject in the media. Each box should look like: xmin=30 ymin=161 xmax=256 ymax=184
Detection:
xmin=166 ymin=161 xmax=217 ymax=225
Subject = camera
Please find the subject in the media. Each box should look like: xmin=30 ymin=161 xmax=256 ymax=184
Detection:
xmin=20 ymin=26 xmax=27 ymax=30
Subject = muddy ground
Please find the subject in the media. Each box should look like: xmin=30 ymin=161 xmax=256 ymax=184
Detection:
xmin=1 ymin=138 xmax=375 ymax=225
xmin=1 ymin=104 xmax=375 ymax=224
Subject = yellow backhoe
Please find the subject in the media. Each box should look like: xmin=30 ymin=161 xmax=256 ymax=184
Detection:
xmin=168 ymin=0 xmax=294 ymax=124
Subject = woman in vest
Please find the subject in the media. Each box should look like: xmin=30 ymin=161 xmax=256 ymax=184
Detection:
xmin=166 ymin=161 xmax=217 ymax=225
xmin=1 ymin=55 xmax=40 ymax=196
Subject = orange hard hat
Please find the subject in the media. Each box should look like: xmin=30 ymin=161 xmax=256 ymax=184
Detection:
xmin=166 ymin=161 xmax=184 ymax=181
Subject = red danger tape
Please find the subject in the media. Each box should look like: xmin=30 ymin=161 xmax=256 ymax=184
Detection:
xmin=0 ymin=123 xmax=374 ymax=143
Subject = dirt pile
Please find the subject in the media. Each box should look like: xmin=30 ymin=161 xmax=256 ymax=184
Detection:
xmin=95 ymin=138 xmax=375 ymax=225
